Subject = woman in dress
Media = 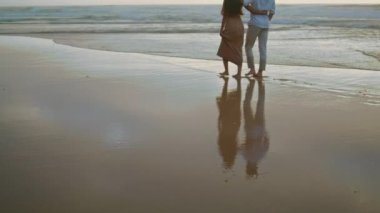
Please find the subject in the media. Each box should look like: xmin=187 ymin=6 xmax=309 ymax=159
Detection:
xmin=217 ymin=0 xmax=244 ymax=78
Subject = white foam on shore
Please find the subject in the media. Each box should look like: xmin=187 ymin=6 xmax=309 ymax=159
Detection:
xmin=1 ymin=35 xmax=379 ymax=105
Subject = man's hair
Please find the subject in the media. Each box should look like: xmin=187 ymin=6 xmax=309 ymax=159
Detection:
xmin=221 ymin=0 xmax=243 ymax=17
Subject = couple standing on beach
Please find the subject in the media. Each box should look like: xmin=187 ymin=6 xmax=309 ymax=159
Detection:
xmin=218 ymin=0 xmax=276 ymax=78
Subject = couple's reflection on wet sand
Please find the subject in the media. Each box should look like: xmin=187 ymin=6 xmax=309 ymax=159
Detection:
xmin=216 ymin=78 xmax=241 ymax=170
xmin=216 ymin=78 xmax=269 ymax=178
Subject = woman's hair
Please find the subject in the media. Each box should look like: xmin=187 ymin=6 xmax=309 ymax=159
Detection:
xmin=221 ymin=0 xmax=243 ymax=17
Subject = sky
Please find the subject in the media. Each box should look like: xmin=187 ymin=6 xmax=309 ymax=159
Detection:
xmin=0 ymin=0 xmax=379 ymax=6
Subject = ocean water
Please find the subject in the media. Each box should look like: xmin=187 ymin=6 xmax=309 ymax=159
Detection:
xmin=0 ymin=5 xmax=379 ymax=70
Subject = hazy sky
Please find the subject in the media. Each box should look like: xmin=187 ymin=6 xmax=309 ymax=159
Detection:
xmin=0 ymin=0 xmax=379 ymax=6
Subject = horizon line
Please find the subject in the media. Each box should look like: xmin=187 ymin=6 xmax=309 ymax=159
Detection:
xmin=0 ymin=3 xmax=379 ymax=7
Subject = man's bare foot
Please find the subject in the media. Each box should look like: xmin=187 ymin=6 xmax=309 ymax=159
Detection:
xmin=219 ymin=71 xmax=229 ymax=76
xmin=233 ymin=74 xmax=241 ymax=78
xmin=245 ymin=69 xmax=256 ymax=76
xmin=255 ymin=70 xmax=264 ymax=78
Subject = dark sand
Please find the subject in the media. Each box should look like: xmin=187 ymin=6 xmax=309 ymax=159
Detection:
xmin=1 ymin=36 xmax=380 ymax=213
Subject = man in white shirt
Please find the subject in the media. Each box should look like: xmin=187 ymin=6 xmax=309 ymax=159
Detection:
xmin=243 ymin=0 xmax=276 ymax=77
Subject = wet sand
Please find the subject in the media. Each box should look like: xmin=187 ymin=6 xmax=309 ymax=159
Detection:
xmin=0 ymin=36 xmax=380 ymax=213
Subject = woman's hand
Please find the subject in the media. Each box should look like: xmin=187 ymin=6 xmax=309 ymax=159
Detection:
xmin=246 ymin=4 xmax=274 ymax=16
xmin=245 ymin=4 xmax=255 ymax=13
xmin=220 ymin=17 xmax=226 ymax=36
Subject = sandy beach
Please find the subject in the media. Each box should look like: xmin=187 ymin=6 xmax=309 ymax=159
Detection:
xmin=1 ymin=36 xmax=380 ymax=212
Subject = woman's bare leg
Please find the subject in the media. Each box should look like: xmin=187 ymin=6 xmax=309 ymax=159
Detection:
xmin=233 ymin=64 xmax=242 ymax=78
xmin=220 ymin=59 xmax=229 ymax=75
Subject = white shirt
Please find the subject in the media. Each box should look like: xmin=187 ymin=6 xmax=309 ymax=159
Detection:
xmin=243 ymin=0 xmax=276 ymax=28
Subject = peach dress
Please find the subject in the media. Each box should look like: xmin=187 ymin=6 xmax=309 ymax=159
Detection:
xmin=217 ymin=15 xmax=244 ymax=65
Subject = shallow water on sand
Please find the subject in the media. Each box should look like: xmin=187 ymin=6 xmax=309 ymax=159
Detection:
xmin=1 ymin=36 xmax=380 ymax=212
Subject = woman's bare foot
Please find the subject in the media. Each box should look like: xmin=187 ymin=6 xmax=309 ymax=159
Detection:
xmin=219 ymin=71 xmax=229 ymax=76
xmin=233 ymin=73 xmax=241 ymax=78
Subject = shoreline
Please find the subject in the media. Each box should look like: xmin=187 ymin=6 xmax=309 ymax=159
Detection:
xmin=3 ymin=34 xmax=380 ymax=72
xmin=49 ymin=36 xmax=380 ymax=72
xmin=27 ymin=32 xmax=380 ymax=72
xmin=1 ymin=35 xmax=379 ymax=106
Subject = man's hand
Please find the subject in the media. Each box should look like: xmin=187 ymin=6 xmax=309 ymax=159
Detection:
xmin=269 ymin=11 xmax=274 ymax=21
